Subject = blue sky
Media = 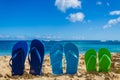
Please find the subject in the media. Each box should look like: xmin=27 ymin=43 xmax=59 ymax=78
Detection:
xmin=0 ymin=0 xmax=120 ymax=40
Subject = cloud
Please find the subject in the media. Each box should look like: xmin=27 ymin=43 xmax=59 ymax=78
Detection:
xmin=96 ymin=1 xmax=102 ymax=5
xmin=66 ymin=12 xmax=85 ymax=22
xmin=96 ymin=1 xmax=110 ymax=6
xmin=110 ymin=10 xmax=120 ymax=15
xmin=103 ymin=10 xmax=120 ymax=29
xmin=55 ymin=0 xmax=81 ymax=12
xmin=103 ymin=17 xmax=120 ymax=29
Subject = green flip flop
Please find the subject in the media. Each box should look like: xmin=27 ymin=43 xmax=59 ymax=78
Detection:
xmin=99 ymin=54 xmax=111 ymax=72
xmin=98 ymin=48 xmax=111 ymax=61
xmin=98 ymin=48 xmax=112 ymax=72
xmin=85 ymin=49 xmax=97 ymax=72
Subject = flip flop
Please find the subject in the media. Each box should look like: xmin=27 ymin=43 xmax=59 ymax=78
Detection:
xmin=98 ymin=48 xmax=112 ymax=61
xmin=85 ymin=49 xmax=96 ymax=72
xmin=9 ymin=41 xmax=28 ymax=76
xmin=28 ymin=39 xmax=45 ymax=75
xmin=64 ymin=43 xmax=79 ymax=74
xmin=50 ymin=43 xmax=63 ymax=75
xmin=98 ymin=48 xmax=111 ymax=72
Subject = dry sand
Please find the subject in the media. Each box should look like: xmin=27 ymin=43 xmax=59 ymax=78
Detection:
xmin=0 ymin=53 xmax=120 ymax=80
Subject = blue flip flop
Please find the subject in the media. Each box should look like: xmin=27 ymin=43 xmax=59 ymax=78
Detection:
xmin=9 ymin=41 xmax=28 ymax=76
xmin=50 ymin=43 xmax=63 ymax=75
xmin=64 ymin=43 xmax=79 ymax=74
xmin=28 ymin=39 xmax=45 ymax=75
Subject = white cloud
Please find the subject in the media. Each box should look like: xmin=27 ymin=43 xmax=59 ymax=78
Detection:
xmin=66 ymin=12 xmax=85 ymax=22
xmin=96 ymin=1 xmax=110 ymax=6
xmin=103 ymin=10 xmax=120 ymax=29
xmin=96 ymin=1 xmax=102 ymax=5
xmin=103 ymin=17 xmax=120 ymax=29
xmin=55 ymin=0 xmax=81 ymax=12
xmin=110 ymin=10 xmax=120 ymax=15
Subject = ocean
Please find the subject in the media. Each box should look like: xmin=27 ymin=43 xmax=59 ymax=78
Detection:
xmin=0 ymin=40 xmax=120 ymax=56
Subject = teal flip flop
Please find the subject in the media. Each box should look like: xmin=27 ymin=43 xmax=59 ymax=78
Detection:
xmin=50 ymin=43 xmax=63 ymax=75
xmin=64 ymin=43 xmax=79 ymax=74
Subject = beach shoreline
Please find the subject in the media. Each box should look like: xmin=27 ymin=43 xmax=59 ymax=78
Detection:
xmin=0 ymin=53 xmax=120 ymax=80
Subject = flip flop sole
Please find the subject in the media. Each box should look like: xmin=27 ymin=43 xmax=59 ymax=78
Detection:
xmin=64 ymin=43 xmax=79 ymax=74
xmin=98 ymin=48 xmax=111 ymax=72
xmin=87 ymin=55 xmax=96 ymax=72
xmin=10 ymin=41 xmax=28 ymax=76
xmin=99 ymin=54 xmax=111 ymax=72
xmin=29 ymin=39 xmax=45 ymax=75
xmin=12 ymin=41 xmax=28 ymax=62
xmin=85 ymin=49 xmax=96 ymax=72
xmin=50 ymin=44 xmax=63 ymax=75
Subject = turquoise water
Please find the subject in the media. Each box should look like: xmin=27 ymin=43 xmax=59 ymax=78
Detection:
xmin=0 ymin=40 xmax=120 ymax=56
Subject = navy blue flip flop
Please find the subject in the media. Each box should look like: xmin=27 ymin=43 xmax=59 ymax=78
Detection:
xmin=9 ymin=41 xmax=28 ymax=76
xmin=28 ymin=39 xmax=45 ymax=75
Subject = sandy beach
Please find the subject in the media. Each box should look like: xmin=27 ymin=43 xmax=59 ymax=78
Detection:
xmin=0 ymin=53 xmax=120 ymax=80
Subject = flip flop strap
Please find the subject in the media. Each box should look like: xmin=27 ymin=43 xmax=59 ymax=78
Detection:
xmin=68 ymin=50 xmax=78 ymax=59
xmin=9 ymin=48 xmax=23 ymax=67
xmin=9 ymin=53 xmax=17 ymax=67
xmin=28 ymin=47 xmax=41 ymax=66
